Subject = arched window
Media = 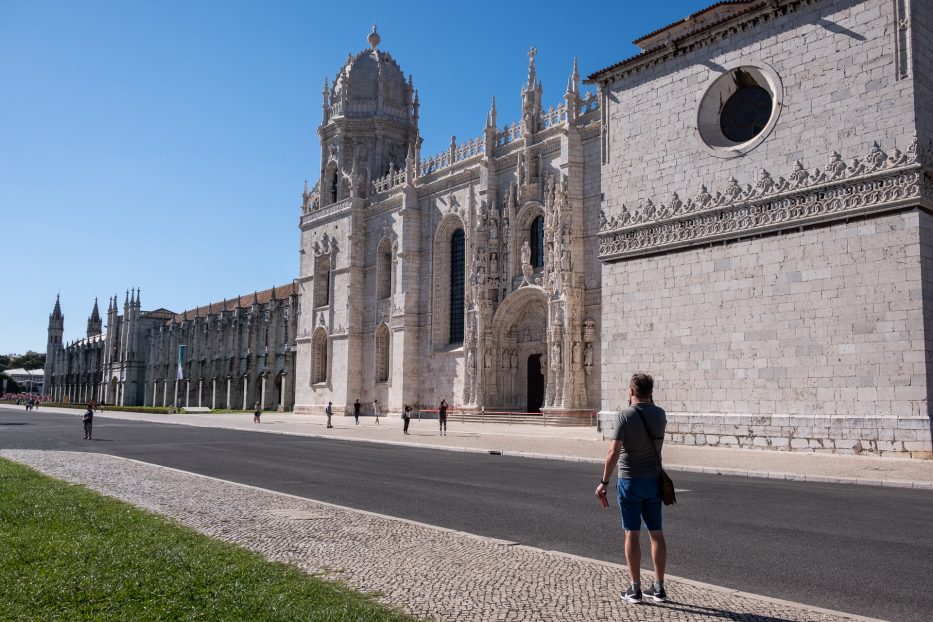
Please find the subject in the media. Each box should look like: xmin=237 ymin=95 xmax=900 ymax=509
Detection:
xmin=377 ymin=240 xmax=393 ymax=300
xmin=314 ymin=257 xmax=330 ymax=307
xmin=311 ymin=329 xmax=328 ymax=384
xmin=449 ymin=229 xmax=465 ymax=343
xmin=331 ymin=168 xmax=339 ymax=204
xmin=374 ymin=323 xmax=390 ymax=382
xmin=530 ymin=215 xmax=544 ymax=268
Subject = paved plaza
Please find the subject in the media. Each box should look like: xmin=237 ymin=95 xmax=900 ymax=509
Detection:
xmin=1 ymin=449 xmax=892 ymax=622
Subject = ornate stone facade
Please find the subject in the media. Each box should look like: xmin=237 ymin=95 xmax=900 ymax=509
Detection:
xmin=45 ymin=285 xmax=298 ymax=410
xmin=295 ymin=34 xmax=602 ymax=418
xmin=143 ymin=284 xmax=298 ymax=410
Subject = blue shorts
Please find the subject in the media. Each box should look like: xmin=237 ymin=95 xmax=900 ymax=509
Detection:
xmin=617 ymin=477 xmax=663 ymax=532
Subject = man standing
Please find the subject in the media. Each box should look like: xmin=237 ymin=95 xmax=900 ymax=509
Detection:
xmin=402 ymin=404 xmax=412 ymax=434
xmin=325 ymin=401 xmax=333 ymax=428
xmin=438 ymin=399 xmax=448 ymax=436
xmin=82 ymin=403 xmax=94 ymax=440
xmin=595 ymin=372 xmax=668 ymax=604
xmin=372 ymin=399 xmax=381 ymax=425
xmin=354 ymin=399 xmax=361 ymax=425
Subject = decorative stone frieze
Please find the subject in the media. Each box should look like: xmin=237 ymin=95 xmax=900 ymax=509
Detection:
xmin=598 ymin=139 xmax=932 ymax=261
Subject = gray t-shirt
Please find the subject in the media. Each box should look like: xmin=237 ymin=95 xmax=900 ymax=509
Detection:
xmin=613 ymin=402 xmax=667 ymax=479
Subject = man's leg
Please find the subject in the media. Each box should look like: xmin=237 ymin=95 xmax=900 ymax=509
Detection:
xmin=647 ymin=530 xmax=666 ymax=583
xmin=624 ymin=530 xmax=642 ymax=584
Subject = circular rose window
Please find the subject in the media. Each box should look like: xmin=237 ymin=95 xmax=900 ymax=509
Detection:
xmin=696 ymin=64 xmax=783 ymax=158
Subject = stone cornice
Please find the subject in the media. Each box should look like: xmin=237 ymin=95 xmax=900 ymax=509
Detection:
xmin=598 ymin=139 xmax=933 ymax=262
xmin=586 ymin=0 xmax=818 ymax=87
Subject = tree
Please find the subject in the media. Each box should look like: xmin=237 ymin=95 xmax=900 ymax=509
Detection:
xmin=1 ymin=373 xmax=21 ymax=393
xmin=11 ymin=350 xmax=45 ymax=369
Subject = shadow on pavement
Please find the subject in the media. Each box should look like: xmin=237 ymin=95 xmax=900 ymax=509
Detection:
xmin=656 ymin=601 xmax=812 ymax=622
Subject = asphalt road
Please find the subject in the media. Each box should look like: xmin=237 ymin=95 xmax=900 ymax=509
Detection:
xmin=2 ymin=407 xmax=931 ymax=622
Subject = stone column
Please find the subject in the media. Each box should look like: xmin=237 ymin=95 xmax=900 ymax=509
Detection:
xmin=225 ymin=379 xmax=231 ymax=411
xmin=198 ymin=379 xmax=203 ymax=407
xmin=261 ymin=375 xmax=267 ymax=410
xmin=242 ymin=378 xmax=248 ymax=410
xmin=279 ymin=374 xmax=286 ymax=411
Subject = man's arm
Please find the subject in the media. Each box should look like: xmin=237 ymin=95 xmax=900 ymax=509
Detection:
xmin=595 ymin=440 xmax=622 ymax=498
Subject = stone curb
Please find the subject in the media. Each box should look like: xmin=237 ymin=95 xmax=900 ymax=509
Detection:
xmin=62 ymin=410 xmax=933 ymax=491
xmin=23 ymin=450 xmax=890 ymax=622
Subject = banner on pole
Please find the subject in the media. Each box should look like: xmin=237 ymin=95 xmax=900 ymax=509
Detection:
xmin=177 ymin=344 xmax=186 ymax=381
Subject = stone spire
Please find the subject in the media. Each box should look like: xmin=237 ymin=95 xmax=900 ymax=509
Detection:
xmin=521 ymin=47 xmax=543 ymax=136
xmin=50 ymin=293 xmax=63 ymax=323
xmin=487 ymin=96 xmax=497 ymax=128
xmin=565 ymin=58 xmax=580 ymax=120
xmin=322 ymin=77 xmax=330 ymax=123
xmin=87 ymin=298 xmax=102 ymax=337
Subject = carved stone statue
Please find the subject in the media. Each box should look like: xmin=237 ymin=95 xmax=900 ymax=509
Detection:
xmin=572 ymin=341 xmax=581 ymax=366
xmin=551 ymin=341 xmax=562 ymax=371
xmin=584 ymin=343 xmax=593 ymax=368
xmin=520 ymin=240 xmax=533 ymax=282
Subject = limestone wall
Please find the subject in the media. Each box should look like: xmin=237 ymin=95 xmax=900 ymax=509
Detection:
xmin=600 ymin=211 xmax=931 ymax=456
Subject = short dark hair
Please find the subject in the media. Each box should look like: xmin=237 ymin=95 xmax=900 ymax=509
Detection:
xmin=630 ymin=373 xmax=654 ymax=398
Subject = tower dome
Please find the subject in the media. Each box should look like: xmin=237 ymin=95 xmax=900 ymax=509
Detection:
xmin=327 ymin=26 xmax=413 ymax=122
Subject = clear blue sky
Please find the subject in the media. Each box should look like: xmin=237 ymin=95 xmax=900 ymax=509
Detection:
xmin=0 ymin=0 xmax=709 ymax=355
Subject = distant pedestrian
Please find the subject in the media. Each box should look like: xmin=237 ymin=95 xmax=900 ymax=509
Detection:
xmin=373 ymin=399 xmax=381 ymax=425
xmin=596 ymin=372 xmax=668 ymax=605
xmin=354 ymin=399 xmax=361 ymax=425
xmin=254 ymin=401 xmax=261 ymax=423
xmin=438 ymin=399 xmax=448 ymax=435
xmin=402 ymin=404 xmax=412 ymax=434
xmin=82 ymin=404 xmax=94 ymax=440
xmin=325 ymin=401 xmax=333 ymax=428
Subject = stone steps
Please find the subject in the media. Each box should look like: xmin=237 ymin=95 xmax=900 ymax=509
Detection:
xmin=441 ymin=411 xmax=596 ymax=428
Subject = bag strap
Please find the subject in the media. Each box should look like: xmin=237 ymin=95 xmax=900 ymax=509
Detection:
xmin=632 ymin=404 xmax=664 ymax=470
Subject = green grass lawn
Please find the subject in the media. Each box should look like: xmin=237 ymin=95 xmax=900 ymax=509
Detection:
xmin=0 ymin=458 xmax=420 ymax=622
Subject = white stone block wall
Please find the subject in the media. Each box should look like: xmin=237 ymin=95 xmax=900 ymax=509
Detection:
xmin=599 ymin=211 xmax=931 ymax=456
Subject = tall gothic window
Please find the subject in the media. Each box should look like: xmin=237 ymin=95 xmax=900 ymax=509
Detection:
xmin=530 ymin=215 xmax=544 ymax=268
xmin=331 ymin=169 xmax=339 ymax=204
xmin=374 ymin=323 xmax=390 ymax=382
xmin=314 ymin=257 xmax=330 ymax=307
xmin=311 ymin=329 xmax=328 ymax=384
xmin=449 ymin=229 xmax=465 ymax=344
xmin=377 ymin=240 xmax=393 ymax=300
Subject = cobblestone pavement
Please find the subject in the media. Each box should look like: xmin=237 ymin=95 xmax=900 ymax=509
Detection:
xmin=35 ymin=407 xmax=933 ymax=488
xmin=2 ymin=449 xmax=886 ymax=622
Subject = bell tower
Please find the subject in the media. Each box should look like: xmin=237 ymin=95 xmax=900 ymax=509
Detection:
xmin=44 ymin=294 xmax=64 ymax=396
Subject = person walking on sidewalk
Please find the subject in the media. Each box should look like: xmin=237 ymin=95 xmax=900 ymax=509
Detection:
xmin=595 ymin=372 xmax=668 ymax=605
xmin=254 ymin=401 xmax=262 ymax=423
xmin=373 ymin=400 xmax=381 ymax=424
xmin=354 ymin=399 xmax=361 ymax=425
xmin=325 ymin=401 xmax=334 ymax=428
xmin=82 ymin=403 xmax=94 ymax=440
xmin=438 ymin=399 xmax=448 ymax=435
xmin=402 ymin=404 xmax=412 ymax=434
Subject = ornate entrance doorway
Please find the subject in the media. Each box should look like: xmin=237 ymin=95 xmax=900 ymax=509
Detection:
xmin=484 ymin=286 xmax=548 ymax=410
xmin=527 ymin=354 xmax=543 ymax=412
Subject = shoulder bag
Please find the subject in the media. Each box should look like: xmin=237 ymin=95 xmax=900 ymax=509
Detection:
xmin=633 ymin=405 xmax=676 ymax=506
